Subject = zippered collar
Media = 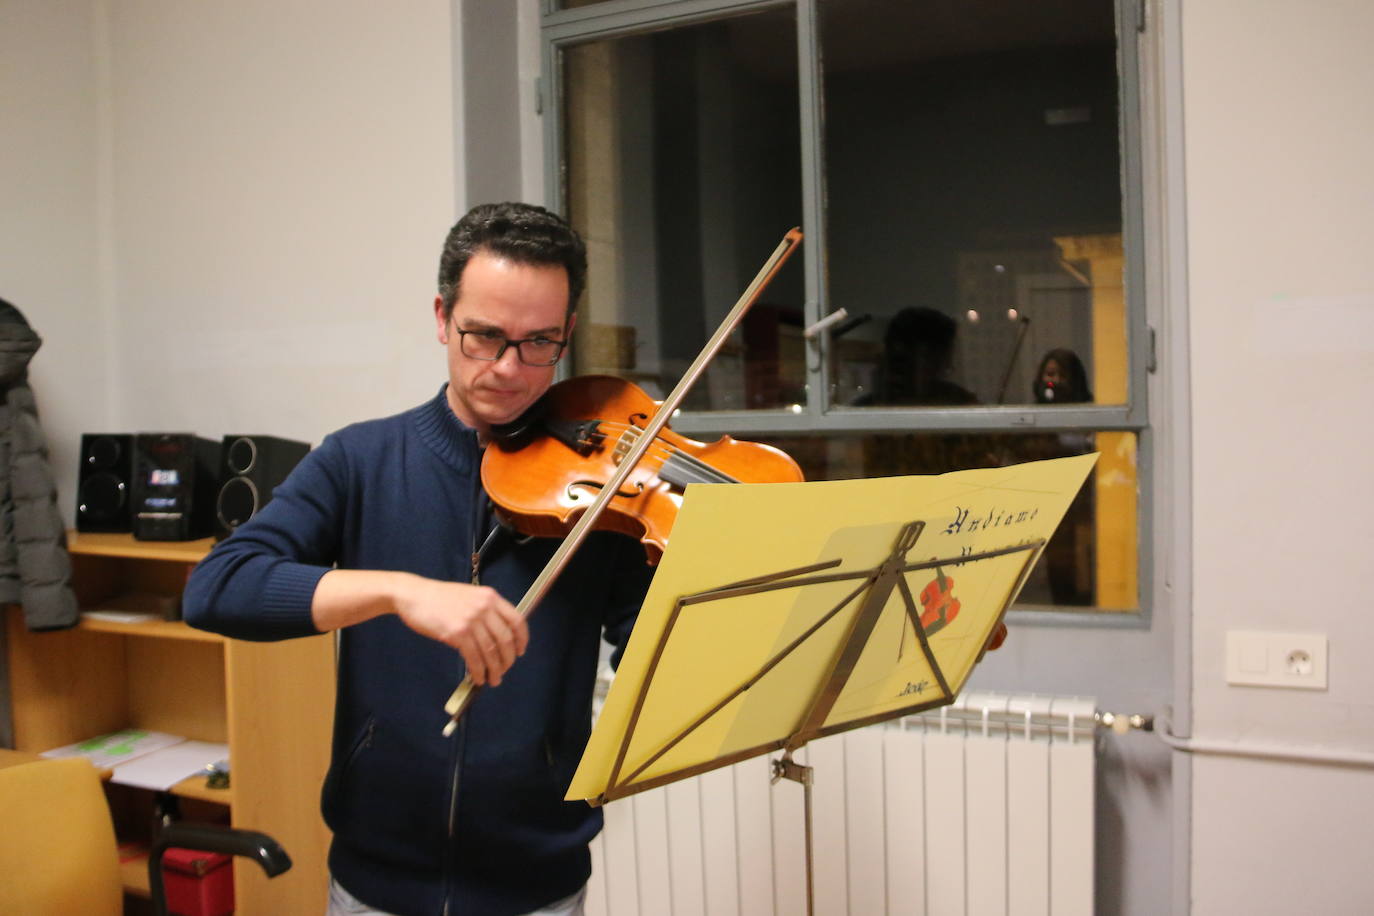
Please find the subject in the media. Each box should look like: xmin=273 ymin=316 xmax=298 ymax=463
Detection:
xmin=413 ymin=383 xmax=482 ymax=475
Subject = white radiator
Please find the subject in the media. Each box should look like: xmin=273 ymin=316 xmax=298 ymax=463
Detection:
xmin=585 ymin=692 xmax=1096 ymax=916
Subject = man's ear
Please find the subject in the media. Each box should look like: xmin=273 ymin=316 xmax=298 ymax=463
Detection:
xmin=434 ymin=296 xmax=449 ymax=343
xmin=564 ymin=311 xmax=578 ymax=339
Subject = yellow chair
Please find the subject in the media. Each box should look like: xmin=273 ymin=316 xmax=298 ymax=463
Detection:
xmin=0 ymin=757 xmax=122 ymax=915
xmin=0 ymin=756 xmax=289 ymax=915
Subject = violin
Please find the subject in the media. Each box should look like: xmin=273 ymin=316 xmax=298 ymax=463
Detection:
xmin=482 ymin=375 xmax=804 ymax=565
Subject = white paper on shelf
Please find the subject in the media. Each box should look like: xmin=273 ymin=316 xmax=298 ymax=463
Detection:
xmin=82 ymin=610 xmax=161 ymax=624
xmin=110 ymin=740 xmax=231 ymax=791
xmin=41 ymin=729 xmax=184 ymax=770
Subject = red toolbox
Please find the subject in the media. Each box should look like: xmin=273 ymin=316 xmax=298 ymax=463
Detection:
xmin=161 ymin=847 xmax=234 ymax=916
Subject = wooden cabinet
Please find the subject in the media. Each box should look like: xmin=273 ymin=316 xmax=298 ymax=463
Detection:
xmin=5 ymin=532 xmax=335 ymax=914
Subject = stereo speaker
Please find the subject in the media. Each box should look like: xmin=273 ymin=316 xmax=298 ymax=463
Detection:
xmin=76 ymin=433 xmax=134 ymax=532
xmin=131 ymin=433 xmax=220 ymax=541
xmin=214 ymin=435 xmax=310 ymax=540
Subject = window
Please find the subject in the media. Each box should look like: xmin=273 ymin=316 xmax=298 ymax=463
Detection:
xmin=543 ymin=0 xmax=1146 ymax=614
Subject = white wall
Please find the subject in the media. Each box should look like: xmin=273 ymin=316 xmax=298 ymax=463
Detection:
xmin=0 ymin=0 xmax=108 ymax=524
xmin=3 ymin=0 xmax=460 ymax=525
xmin=1182 ymin=1 xmax=1374 ymax=911
xmin=107 ymin=0 xmax=457 ymax=448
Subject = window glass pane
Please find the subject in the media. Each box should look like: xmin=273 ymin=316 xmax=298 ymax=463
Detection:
xmin=753 ymin=429 xmax=1139 ymax=611
xmin=562 ymin=8 xmax=805 ymax=411
xmin=820 ymin=0 xmax=1127 ymax=410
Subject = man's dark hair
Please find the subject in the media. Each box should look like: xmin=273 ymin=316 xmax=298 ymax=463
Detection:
xmin=436 ymin=202 xmax=587 ymax=320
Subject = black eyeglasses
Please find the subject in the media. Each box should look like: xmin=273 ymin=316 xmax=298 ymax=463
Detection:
xmin=451 ymin=325 xmax=568 ymax=367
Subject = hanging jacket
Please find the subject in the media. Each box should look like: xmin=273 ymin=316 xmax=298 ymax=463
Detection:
xmin=0 ymin=298 xmax=79 ymax=630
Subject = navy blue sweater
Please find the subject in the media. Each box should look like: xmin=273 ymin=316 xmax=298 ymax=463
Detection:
xmin=183 ymin=387 xmax=653 ymax=916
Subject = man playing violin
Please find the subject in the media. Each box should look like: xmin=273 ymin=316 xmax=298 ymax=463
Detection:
xmin=185 ymin=202 xmax=654 ymax=916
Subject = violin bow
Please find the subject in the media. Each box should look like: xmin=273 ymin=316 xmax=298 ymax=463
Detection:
xmin=442 ymin=227 xmax=804 ymax=735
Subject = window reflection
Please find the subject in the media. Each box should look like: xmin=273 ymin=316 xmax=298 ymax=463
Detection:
xmin=856 ymin=306 xmax=981 ymax=407
xmin=554 ymin=0 xmax=1140 ymax=613
xmin=562 ymin=9 xmax=804 ymax=410
xmin=754 ymin=429 xmax=1139 ymax=611
xmin=820 ymin=0 xmax=1126 ymax=409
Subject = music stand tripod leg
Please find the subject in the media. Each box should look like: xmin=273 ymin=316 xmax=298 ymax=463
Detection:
xmin=771 ymin=751 xmax=816 ymax=916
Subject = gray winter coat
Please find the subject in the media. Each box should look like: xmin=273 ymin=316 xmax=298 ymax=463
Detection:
xmin=0 ymin=299 xmax=78 ymax=630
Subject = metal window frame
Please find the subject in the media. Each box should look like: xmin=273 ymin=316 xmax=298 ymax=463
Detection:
xmin=539 ymin=0 xmax=1152 ymax=624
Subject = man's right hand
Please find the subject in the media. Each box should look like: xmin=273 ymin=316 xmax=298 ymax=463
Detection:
xmin=312 ymin=570 xmax=529 ymax=686
xmin=395 ymin=578 xmax=528 ymax=686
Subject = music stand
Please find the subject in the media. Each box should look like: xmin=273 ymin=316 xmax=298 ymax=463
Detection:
xmin=567 ymin=454 xmax=1098 ymax=914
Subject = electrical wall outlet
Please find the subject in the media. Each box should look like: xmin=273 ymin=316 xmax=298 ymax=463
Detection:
xmin=1225 ymin=631 xmax=1328 ymax=690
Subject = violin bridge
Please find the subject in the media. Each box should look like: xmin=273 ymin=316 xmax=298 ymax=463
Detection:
xmin=612 ymin=427 xmax=639 ymax=466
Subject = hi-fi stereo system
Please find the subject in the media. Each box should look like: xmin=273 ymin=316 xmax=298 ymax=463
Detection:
xmin=76 ymin=434 xmax=134 ymax=532
xmin=215 ymin=435 xmax=311 ymax=541
xmin=75 ymin=431 xmax=310 ymax=541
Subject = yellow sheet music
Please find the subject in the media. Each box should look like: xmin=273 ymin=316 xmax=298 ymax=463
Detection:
xmin=568 ymin=452 xmax=1098 ymax=802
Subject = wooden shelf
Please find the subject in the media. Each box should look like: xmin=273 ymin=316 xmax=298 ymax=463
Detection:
xmin=119 ymin=851 xmax=152 ymax=898
xmin=79 ymin=613 xmax=224 ymax=644
xmin=67 ymin=531 xmax=215 ymax=563
xmin=169 ymin=772 xmax=234 ymax=805
xmin=10 ymin=529 xmax=336 ymax=912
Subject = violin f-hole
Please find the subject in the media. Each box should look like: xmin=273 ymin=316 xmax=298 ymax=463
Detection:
xmin=568 ymin=479 xmax=646 ymax=502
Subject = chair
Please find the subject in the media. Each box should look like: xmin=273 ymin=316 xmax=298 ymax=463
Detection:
xmin=0 ymin=757 xmax=290 ymax=915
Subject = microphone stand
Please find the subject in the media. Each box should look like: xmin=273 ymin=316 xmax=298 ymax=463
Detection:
xmin=995 ymin=315 xmax=1031 ymax=404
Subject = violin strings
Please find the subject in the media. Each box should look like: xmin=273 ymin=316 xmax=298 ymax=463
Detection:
xmin=597 ymin=428 xmax=733 ymax=485
xmin=598 ymin=420 xmax=729 ymax=479
xmin=595 ymin=422 xmax=737 ymax=484
xmin=578 ymin=421 xmax=670 ymax=465
xmin=584 ymin=422 xmax=675 ymax=469
xmin=588 ymin=421 xmax=739 ymax=485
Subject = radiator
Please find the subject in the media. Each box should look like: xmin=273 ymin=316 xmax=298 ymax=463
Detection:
xmin=585 ymin=692 xmax=1096 ymax=916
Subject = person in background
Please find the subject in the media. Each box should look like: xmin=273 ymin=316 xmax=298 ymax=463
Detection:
xmin=861 ymin=306 xmax=991 ymax=477
xmin=184 ymin=203 xmax=653 ymax=916
xmin=1033 ymin=346 xmax=1093 ymax=405
xmin=875 ymin=306 xmax=979 ymax=407
xmin=1027 ymin=346 xmax=1095 ymax=605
